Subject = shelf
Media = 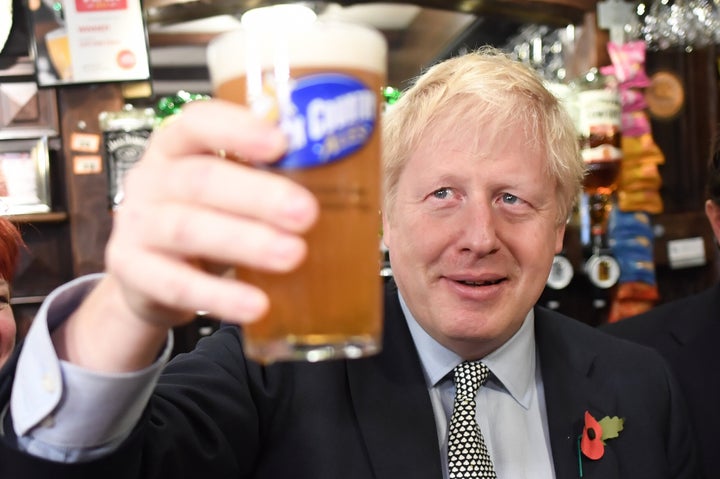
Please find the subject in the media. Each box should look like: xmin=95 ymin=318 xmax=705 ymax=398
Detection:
xmin=11 ymin=295 xmax=47 ymax=305
xmin=8 ymin=211 xmax=69 ymax=223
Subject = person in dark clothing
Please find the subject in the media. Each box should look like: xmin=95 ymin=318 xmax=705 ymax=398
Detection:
xmin=603 ymin=137 xmax=720 ymax=479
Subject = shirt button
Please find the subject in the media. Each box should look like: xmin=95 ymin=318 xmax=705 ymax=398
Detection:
xmin=41 ymin=373 xmax=57 ymax=393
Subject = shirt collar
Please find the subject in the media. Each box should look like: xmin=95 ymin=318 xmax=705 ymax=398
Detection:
xmin=400 ymin=293 xmax=536 ymax=409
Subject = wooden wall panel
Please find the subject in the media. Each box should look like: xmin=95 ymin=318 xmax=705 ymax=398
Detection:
xmin=58 ymin=83 xmax=124 ymax=276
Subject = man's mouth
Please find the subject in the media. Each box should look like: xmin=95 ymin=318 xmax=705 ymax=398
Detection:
xmin=457 ymin=278 xmax=505 ymax=286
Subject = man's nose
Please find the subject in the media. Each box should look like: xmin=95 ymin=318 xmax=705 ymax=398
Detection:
xmin=456 ymin=201 xmax=501 ymax=256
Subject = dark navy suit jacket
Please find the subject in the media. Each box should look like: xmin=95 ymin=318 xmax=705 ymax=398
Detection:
xmin=603 ymin=282 xmax=720 ymax=479
xmin=0 ymin=281 xmax=701 ymax=478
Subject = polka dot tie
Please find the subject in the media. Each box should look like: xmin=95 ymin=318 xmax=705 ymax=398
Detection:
xmin=448 ymin=361 xmax=497 ymax=479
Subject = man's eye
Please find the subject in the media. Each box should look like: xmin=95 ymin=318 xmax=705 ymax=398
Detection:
xmin=432 ymin=188 xmax=452 ymax=200
xmin=0 ymin=295 xmax=9 ymax=306
xmin=501 ymin=192 xmax=521 ymax=205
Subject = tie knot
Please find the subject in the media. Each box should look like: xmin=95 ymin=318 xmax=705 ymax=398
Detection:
xmin=453 ymin=361 xmax=490 ymax=398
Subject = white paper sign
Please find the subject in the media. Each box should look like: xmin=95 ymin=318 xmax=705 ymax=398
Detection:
xmin=667 ymin=237 xmax=706 ymax=269
xmin=62 ymin=0 xmax=150 ymax=84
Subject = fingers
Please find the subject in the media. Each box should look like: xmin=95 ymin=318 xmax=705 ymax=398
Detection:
xmin=106 ymin=248 xmax=270 ymax=325
xmin=123 ymin=153 xmax=318 ymax=235
xmin=103 ymin=99 xmax=319 ymax=326
xmin=148 ymin=99 xmax=288 ymax=165
xmin=111 ymin=197 xmax=309 ymax=273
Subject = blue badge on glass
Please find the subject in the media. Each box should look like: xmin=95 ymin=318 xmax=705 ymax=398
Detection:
xmin=277 ymin=73 xmax=377 ymax=169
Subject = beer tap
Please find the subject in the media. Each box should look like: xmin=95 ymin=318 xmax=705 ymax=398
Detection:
xmin=574 ymin=67 xmax=621 ymax=291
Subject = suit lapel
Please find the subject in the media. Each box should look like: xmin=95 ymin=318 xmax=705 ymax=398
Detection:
xmin=347 ymin=294 xmax=629 ymax=479
xmin=347 ymin=283 xmax=442 ymax=479
xmin=535 ymin=308 xmax=620 ymax=479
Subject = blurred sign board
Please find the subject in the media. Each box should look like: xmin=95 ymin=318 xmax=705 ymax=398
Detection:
xmin=28 ymin=0 xmax=151 ymax=87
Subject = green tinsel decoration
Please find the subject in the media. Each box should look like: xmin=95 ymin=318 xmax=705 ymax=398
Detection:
xmin=383 ymin=86 xmax=402 ymax=105
xmin=155 ymin=91 xmax=210 ymax=126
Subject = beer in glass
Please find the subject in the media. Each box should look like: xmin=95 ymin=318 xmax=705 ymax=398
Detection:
xmin=207 ymin=5 xmax=387 ymax=363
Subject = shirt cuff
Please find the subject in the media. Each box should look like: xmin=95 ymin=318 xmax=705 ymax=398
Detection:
xmin=10 ymin=274 xmax=173 ymax=451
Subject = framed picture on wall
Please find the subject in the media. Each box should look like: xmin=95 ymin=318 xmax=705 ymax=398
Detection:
xmin=28 ymin=0 xmax=151 ymax=88
xmin=0 ymin=137 xmax=52 ymax=215
xmin=0 ymin=81 xmax=59 ymax=140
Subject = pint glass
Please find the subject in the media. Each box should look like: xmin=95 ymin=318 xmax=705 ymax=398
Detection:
xmin=207 ymin=5 xmax=387 ymax=363
xmin=45 ymin=27 xmax=72 ymax=81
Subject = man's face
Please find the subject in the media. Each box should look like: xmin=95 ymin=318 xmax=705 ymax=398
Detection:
xmin=382 ymin=121 xmax=565 ymax=359
xmin=0 ymin=279 xmax=15 ymax=367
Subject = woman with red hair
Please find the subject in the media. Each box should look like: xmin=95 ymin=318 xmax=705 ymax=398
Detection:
xmin=0 ymin=216 xmax=24 ymax=367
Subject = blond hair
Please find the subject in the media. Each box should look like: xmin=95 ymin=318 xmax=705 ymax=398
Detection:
xmin=382 ymin=46 xmax=585 ymax=224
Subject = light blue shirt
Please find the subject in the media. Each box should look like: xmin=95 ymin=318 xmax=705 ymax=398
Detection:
xmin=8 ymin=274 xmax=172 ymax=462
xmin=399 ymin=294 xmax=556 ymax=479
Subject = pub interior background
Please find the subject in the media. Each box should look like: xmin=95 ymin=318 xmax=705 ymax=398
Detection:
xmin=1 ymin=0 xmax=718 ymax=354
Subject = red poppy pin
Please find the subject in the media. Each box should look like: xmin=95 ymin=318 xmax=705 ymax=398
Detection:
xmin=577 ymin=410 xmax=624 ymax=477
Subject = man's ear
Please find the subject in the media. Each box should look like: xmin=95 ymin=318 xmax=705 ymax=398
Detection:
xmin=381 ymin=210 xmax=392 ymax=251
xmin=554 ymin=223 xmax=566 ymax=254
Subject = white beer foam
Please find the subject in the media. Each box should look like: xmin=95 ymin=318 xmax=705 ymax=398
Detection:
xmin=207 ymin=21 xmax=387 ymax=88
xmin=241 ymin=4 xmax=317 ymax=27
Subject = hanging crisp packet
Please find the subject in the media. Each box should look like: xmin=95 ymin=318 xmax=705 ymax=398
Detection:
xmin=622 ymin=111 xmax=652 ymax=136
xmin=606 ymin=41 xmax=651 ymax=88
xmin=621 ymin=134 xmax=664 ymax=161
xmin=618 ymin=190 xmax=663 ymax=214
xmin=620 ymin=86 xmax=647 ymax=112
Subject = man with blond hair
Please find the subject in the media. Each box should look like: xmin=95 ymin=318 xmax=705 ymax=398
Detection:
xmin=0 ymin=48 xmax=700 ymax=479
